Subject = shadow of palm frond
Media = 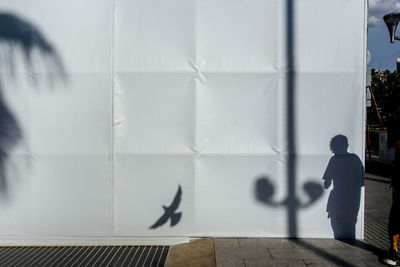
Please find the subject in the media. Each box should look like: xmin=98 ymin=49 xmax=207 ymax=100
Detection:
xmin=0 ymin=12 xmax=65 ymax=198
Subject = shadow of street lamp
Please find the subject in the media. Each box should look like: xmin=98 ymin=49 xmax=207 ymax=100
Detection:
xmin=255 ymin=176 xmax=323 ymax=210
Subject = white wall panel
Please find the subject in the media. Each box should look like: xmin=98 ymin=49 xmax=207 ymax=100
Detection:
xmin=196 ymin=74 xmax=282 ymax=154
xmin=114 ymin=73 xmax=194 ymax=154
xmin=295 ymin=0 xmax=365 ymax=73
xmin=197 ymin=0 xmax=282 ymax=72
xmin=29 ymin=156 xmax=111 ymax=236
xmin=295 ymin=74 xmax=364 ymax=156
xmin=115 ymin=0 xmax=195 ymax=73
xmin=27 ymin=75 xmax=111 ymax=155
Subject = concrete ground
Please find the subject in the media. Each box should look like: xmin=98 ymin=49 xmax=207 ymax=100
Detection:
xmin=166 ymin=238 xmax=216 ymax=266
xmin=167 ymin=172 xmax=394 ymax=266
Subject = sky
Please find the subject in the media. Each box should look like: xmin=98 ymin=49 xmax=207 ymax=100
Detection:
xmin=368 ymin=0 xmax=400 ymax=71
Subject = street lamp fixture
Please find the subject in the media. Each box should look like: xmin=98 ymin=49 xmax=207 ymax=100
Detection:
xmin=383 ymin=12 xmax=400 ymax=43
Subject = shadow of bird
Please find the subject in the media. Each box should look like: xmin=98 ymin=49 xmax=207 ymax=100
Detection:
xmin=149 ymin=185 xmax=182 ymax=229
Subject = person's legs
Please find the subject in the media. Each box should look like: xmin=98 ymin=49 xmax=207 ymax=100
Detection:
xmin=384 ymin=194 xmax=400 ymax=265
xmin=389 ymin=194 xmax=400 ymax=251
xmin=391 ymin=234 xmax=400 ymax=253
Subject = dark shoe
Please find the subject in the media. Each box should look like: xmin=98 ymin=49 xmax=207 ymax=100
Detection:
xmin=383 ymin=250 xmax=399 ymax=266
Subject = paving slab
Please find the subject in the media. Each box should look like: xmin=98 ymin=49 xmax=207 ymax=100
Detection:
xmin=215 ymin=247 xmax=271 ymax=260
xmin=244 ymin=258 xmax=307 ymax=267
xmin=363 ymin=260 xmax=389 ymax=267
xmin=165 ymin=238 xmax=216 ymax=267
xmin=289 ymin=238 xmax=347 ymax=249
xmin=216 ymin=256 xmax=245 ymax=267
xmin=268 ymin=248 xmax=331 ymax=261
xmin=214 ymin=238 xmax=240 ymax=248
xmin=238 ymin=238 xmax=292 ymax=249
xmin=325 ymin=247 xmax=378 ymax=261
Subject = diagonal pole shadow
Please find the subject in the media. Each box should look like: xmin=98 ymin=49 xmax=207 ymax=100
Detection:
xmin=293 ymin=239 xmax=356 ymax=266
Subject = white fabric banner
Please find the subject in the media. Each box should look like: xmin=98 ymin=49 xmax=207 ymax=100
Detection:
xmin=0 ymin=0 xmax=366 ymax=240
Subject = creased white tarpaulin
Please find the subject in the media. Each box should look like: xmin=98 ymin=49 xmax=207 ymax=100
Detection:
xmin=0 ymin=0 xmax=367 ymax=243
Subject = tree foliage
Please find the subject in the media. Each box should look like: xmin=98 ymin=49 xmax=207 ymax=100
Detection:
xmin=369 ymin=69 xmax=400 ymax=145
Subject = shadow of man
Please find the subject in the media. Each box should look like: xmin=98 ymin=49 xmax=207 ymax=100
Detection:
xmin=323 ymin=135 xmax=364 ymax=239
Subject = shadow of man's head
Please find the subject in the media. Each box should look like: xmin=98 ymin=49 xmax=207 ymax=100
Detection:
xmin=330 ymin=135 xmax=349 ymax=155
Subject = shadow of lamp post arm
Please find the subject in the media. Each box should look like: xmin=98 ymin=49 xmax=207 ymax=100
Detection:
xmin=255 ymin=177 xmax=323 ymax=209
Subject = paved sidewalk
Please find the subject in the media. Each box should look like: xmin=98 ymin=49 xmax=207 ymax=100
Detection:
xmin=212 ymin=172 xmax=392 ymax=267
